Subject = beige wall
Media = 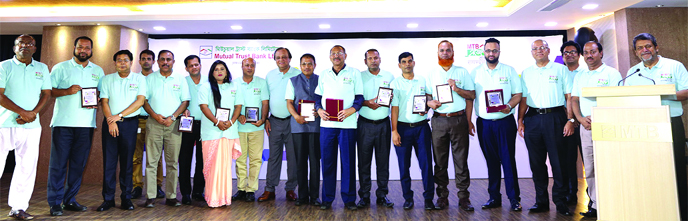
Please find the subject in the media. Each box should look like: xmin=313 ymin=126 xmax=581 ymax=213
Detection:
xmin=38 ymin=25 xmax=148 ymax=184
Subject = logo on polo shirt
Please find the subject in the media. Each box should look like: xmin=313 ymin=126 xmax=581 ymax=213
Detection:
xmin=453 ymin=78 xmax=462 ymax=87
xmin=498 ymin=77 xmax=508 ymax=84
xmin=253 ymin=88 xmax=261 ymax=95
xmin=35 ymin=72 xmax=43 ymax=79
xmin=343 ymin=77 xmax=353 ymax=85
xmin=660 ymin=73 xmax=672 ymax=82
xmin=420 ymin=86 xmax=426 ymax=94
xmin=597 ymin=79 xmax=609 ymax=86
xmin=231 ymin=89 xmax=237 ymax=96
xmin=129 ymin=83 xmax=139 ymax=91
xmin=383 ymin=81 xmax=390 ymax=87
xmin=172 ymin=84 xmax=181 ymax=91
xmin=548 ymin=75 xmax=558 ymax=83
xmin=92 ymin=73 xmax=100 ymax=81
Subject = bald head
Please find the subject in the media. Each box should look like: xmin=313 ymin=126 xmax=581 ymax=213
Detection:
xmin=14 ymin=34 xmax=37 ymax=61
xmin=242 ymin=57 xmax=256 ymax=77
xmin=530 ymin=39 xmax=550 ymax=62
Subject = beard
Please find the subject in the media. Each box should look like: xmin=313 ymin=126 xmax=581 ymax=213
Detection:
xmin=485 ymin=56 xmax=499 ymax=64
xmin=438 ymin=56 xmax=453 ymax=67
xmin=74 ymin=51 xmax=92 ymax=62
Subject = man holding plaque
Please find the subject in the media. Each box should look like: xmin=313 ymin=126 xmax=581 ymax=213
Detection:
xmin=356 ymin=49 xmax=395 ymax=208
xmin=47 ymin=36 xmax=104 ymax=215
xmin=571 ymin=41 xmax=622 ymax=218
xmin=517 ymin=39 xmax=574 ymax=216
xmin=142 ymin=50 xmax=190 ymax=208
xmin=468 ymin=38 xmax=523 ymax=211
xmin=234 ymin=58 xmax=269 ymax=202
xmin=0 ymin=34 xmax=51 ymax=220
xmin=314 ymin=45 xmax=364 ymax=210
xmin=426 ymin=40 xmax=476 ymax=211
xmin=390 ymin=52 xmax=437 ymax=210
xmin=559 ymin=41 xmax=583 ymax=206
xmin=178 ymin=55 xmax=205 ymax=205
xmin=285 ymin=53 xmax=321 ymax=206
xmin=260 ymin=47 xmax=300 ymax=202
xmin=97 ymin=50 xmax=147 ymax=211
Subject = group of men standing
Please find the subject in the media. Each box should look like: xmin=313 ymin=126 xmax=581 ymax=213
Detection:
xmin=0 ymin=32 xmax=685 ymax=220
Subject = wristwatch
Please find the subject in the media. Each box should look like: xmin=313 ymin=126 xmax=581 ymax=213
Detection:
xmin=118 ymin=113 xmax=123 ymax=118
xmin=568 ymin=118 xmax=575 ymax=123
xmin=506 ymin=103 xmax=513 ymax=110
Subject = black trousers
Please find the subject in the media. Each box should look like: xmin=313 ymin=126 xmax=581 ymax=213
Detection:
xmin=356 ymin=118 xmax=391 ymax=199
xmin=293 ymin=132 xmax=320 ymax=201
xmin=523 ymin=109 xmax=567 ymax=207
xmin=670 ymin=117 xmax=687 ymax=220
xmin=47 ymin=127 xmax=94 ymax=206
xmin=179 ymin=120 xmax=204 ymax=196
xmin=101 ymin=117 xmax=138 ymax=201
xmin=561 ymin=126 xmax=581 ymax=198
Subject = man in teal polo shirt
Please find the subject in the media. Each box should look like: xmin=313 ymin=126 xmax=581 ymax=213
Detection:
xmin=356 ymin=49 xmax=395 ymax=208
xmin=178 ymin=55 xmax=205 ymax=205
xmin=234 ymin=58 xmax=269 ymax=202
xmin=559 ymin=41 xmax=584 ymax=205
xmin=259 ymin=47 xmax=299 ymax=202
xmin=426 ymin=40 xmax=476 ymax=211
xmin=142 ymin=50 xmax=190 ymax=208
xmin=0 ymin=34 xmax=51 ymax=220
xmin=47 ymin=36 xmax=103 ymax=216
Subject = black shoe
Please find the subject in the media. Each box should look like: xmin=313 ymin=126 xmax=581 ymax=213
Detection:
xmin=511 ymin=202 xmax=522 ymax=211
xmin=376 ymin=196 xmax=394 ymax=207
xmin=481 ymin=199 xmax=501 ymax=209
xmin=50 ymin=205 xmax=63 ymax=216
xmin=356 ymin=198 xmax=370 ymax=208
xmin=245 ymin=192 xmax=256 ymax=202
xmin=192 ymin=193 xmax=205 ymax=201
xmin=403 ymin=201 xmax=414 ymax=210
xmin=310 ymin=198 xmax=322 ymax=206
xmin=156 ymin=186 xmax=165 ymax=198
xmin=132 ymin=187 xmax=143 ymax=199
xmin=145 ymin=199 xmax=155 ymax=208
xmin=557 ymin=207 xmax=572 ymax=216
xmin=295 ymin=199 xmax=306 ymax=206
xmin=232 ymin=191 xmax=246 ymax=201
xmin=528 ymin=203 xmax=549 ymax=213
xmin=424 ymin=200 xmax=439 ymax=210
xmin=63 ymin=201 xmax=87 ymax=211
xmin=96 ymin=201 xmax=115 ymax=212
xmin=121 ymin=199 xmax=135 ymax=210
xmin=182 ymin=195 xmax=192 ymax=205
xmin=345 ymin=202 xmax=358 ymax=210
xmin=165 ymin=199 xmax=181 ymax=207
xmin=580 ymin=208 xmax=597 ymax=217
xmin=320 ymin=201 xmax=332 ymax=210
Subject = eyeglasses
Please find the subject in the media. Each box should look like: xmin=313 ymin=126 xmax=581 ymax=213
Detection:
xmin=531 ymin=46 xmax=549 ymax=51
xmin=582 ymin=50 xmax=599 ymax=56
xmin=484 ymin=49 xmax=500 ymax=54
xmin=330 ymin=52 xmax=345 ymax=57
xmin=635 ymin=44 xmax=654 ymax=51
xmin=16 ymin=42 xmax=35 ymax=47
xmin=563 ymin=50 xmax=578 ymax=56
xmin=116 ymin=59 xmax=131 ymax=63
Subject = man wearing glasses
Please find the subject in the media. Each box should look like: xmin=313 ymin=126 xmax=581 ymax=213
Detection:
xmin=559 ymin=41 xmax=583 ymax=206
xmin=518 ymin=39 xmax=574 ymax=216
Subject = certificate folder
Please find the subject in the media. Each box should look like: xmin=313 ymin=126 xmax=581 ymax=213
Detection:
xmin=325 ymin=98 xmax=343 ymax=122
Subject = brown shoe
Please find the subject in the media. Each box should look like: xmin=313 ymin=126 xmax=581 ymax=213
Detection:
xmin=257 ymin=191 xmax=275 ymax=202
xmin=286 ymin=190 xmax=297 ymax=201
xmin=8 ymin=210 xmax=34 ymax=220
xmin=145 ymin=199 xmax=155 ymax=208
xmin=165 ymin=198 xmax=182 ymax=207
xmin=436 ymin=197 xmax=449 ymax=210
xmin=459 ymin=198 xmax=475 ymax=211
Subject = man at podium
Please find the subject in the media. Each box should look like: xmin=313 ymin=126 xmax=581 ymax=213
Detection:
xmin=571 ymin=41 xmax=622 ymax=218
xmin=622 ymin=33 xmax=688 ymax=220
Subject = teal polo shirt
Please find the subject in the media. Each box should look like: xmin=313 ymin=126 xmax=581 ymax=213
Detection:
xmin=564 ymin=65 xmax=586 ymax=108
xmin=50 ymin=58 xmax=104 ymax=128
xmin=360 ymin=69 xmax=395 ymax=121
xmin=99 ymin=72 xmax=147 ymax=118
xmin=471 ymin=62 xmax=522 ymax=120
xmin=185 ymin=76 xmax=204 ymax=118
xmin=146 ymin=70 xmax=190 ymax=117
xmin=238 ymin=76 xmax=269 ymax=133
xmin=136 ymin=72 xmax=149 ymax=117
xmin=521 ymin=61 xmax=572 ymax=108
xmin=426 ymin=65 xmax=475 ymax=113
xmin=314 ymin=65 xmax=364 ymax=129
xmin=391 ymin=75 xmax=428 ymax=124
xmin=198 ymin=82 xmax=244 ymax=141
xmin=571 ymin=64 xmax=622 ymax=117
xmin=0 ymin=57 xmax=51 ymax=129
xmin=266 ymin=67 xmax=300 ymax=118
xmin=624 ymin=56 xmax=688 ymax=117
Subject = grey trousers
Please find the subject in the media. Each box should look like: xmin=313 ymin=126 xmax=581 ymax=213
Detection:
xmin=265 ymin=116 xmax=297 ymax=192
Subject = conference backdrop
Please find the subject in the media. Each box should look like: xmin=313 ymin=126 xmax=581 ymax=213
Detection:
xmin=147 ymin=35 xmax=564 ymax=180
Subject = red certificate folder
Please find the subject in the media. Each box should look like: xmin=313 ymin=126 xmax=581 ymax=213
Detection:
xmin=325 ymin=98 xmax=344 ymax=122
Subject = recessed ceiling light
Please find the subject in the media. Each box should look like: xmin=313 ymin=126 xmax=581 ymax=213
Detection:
xmin=56 ymin=24 xmax=61 ymax=26
xmin=544 ymin=22 xmax=557 ymax=27
xmin=138 ymin=29 xmax=143 ymax=31
xmin=582 ymin=4 xmax=598 ymax=10
xmin=476 ymin=22 xmax=488 ymax=27
xmin=230 ymin=25 xmax=242 ymax=30
xmin=153 ymin=26 xmax=166 ymax=31
xmin=406 ymin=23 xmax=419 ymax=28
xmin=204 ymin=32 xmax=209 ymax=34
xmin=96 ymin=23 xmax=101 ymax=25
xmin=656 ymin=4 xmax=664 ymax=7
xmin=282 ymin=31 xmax=288 ymax=33
xmin=319 ymin=24 xmax=331 ymax=29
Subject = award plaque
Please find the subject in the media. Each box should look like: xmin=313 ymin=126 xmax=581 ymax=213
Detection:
xmin=376 ymin=87 xmax=393 ymax=107
xmin=178 ymin=116 xmax=194 ymax=133
xmin=299 ymin=100 xmax=316 ymax=122
xmin=436 ymin=84 xmax=454 ymax=104
xmin=485 ymin=89 xmax=507 ymax=113
xmin=325 ymin=98 xmax=344 ymax=122
xmin=215 ymin=108 xmax=230 ymax=122
xmin=81 ymin=87 xmax=98 ymax=108
xmin=412 ymin=95 xmax=427 ymax=114
xmin=245 ymin=107 xmax=259 ymax=123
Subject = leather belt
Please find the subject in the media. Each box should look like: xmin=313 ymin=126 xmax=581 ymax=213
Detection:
xmin=138 ymin=115 xmax=149 ymax=120
xmin=359 ymin=116 xmax=389 ymax=125
xmin=527 ymin=106 xmax=565 ymax=115
xmin=398 ymin=120 xmax=428 ymax=128
xmin=433 ymin=110 xmax=465 ymax=118
xmin=271 ymin=115 xmax=291 ymax=121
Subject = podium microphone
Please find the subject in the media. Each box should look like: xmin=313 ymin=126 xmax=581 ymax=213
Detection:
xmin=618 ymin=68 xmax=640 ymax=86
xmin=638 ymin=73 xmax=656 ymax=85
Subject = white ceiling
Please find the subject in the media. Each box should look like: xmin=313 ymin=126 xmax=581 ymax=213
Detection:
xmin=0 ymin=0 xmax=685 ymax=35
